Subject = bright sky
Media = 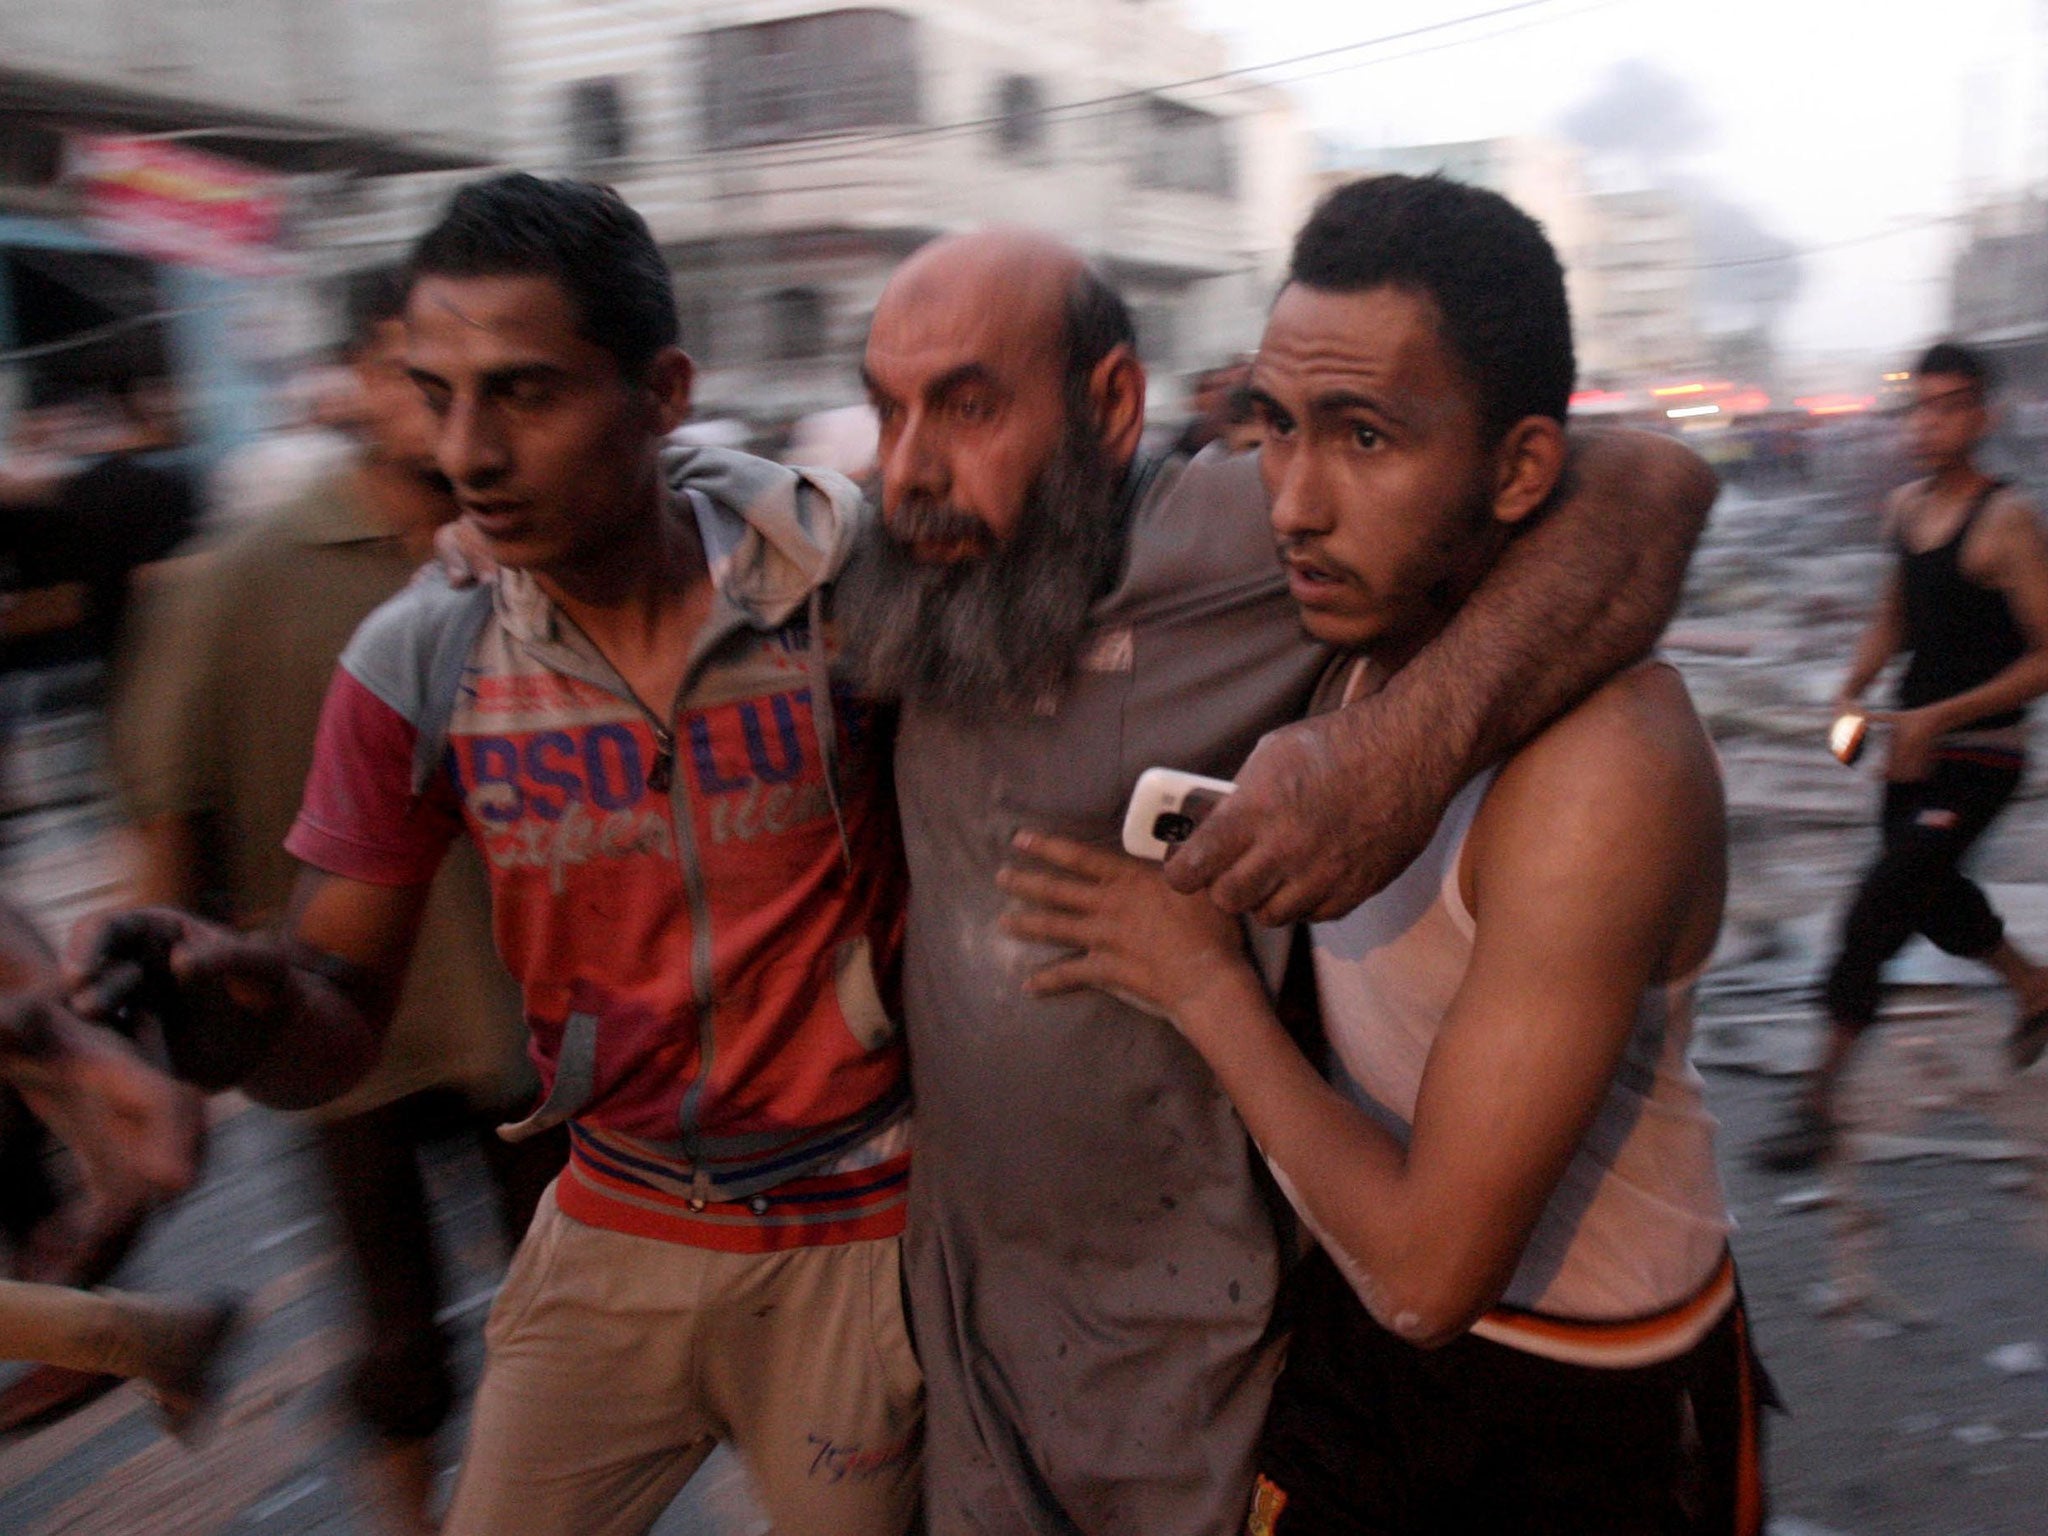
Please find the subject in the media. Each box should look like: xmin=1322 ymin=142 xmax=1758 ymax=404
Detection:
xmin=1182 ymin=0 xmax=2046 ymax=363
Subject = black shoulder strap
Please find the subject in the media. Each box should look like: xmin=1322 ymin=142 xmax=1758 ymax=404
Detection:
xmin=1947 ymin=477 xmax=2009 ymax=550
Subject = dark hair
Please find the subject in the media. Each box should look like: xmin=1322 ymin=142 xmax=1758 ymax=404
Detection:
xmin=1916 ymin=340 xmax=1993 ymax=396
xmin=1289 ymin=174 xmax=1575 ymax=440
xmin=407 ymin=173 xmax=679 ymax=378
xmin=339 ymin=264 xmax=407 ymax=356
xmin=1063 ymin=265 xmax=1136 ymax=406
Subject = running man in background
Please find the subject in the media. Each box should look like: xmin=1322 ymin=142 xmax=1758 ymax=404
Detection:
xmin=1758 ymin=341 xmax=2048 ymax=1172
xmin=1002 ymin=173 xmax=1765 ymax=1536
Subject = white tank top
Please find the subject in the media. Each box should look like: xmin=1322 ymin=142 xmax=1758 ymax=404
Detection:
xmin=1310 ymin=766 xmax=1733 ymax=1364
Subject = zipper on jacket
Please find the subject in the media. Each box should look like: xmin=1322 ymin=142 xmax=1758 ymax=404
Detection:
xmin=540 ymin=606 xmax=726 ymax=1168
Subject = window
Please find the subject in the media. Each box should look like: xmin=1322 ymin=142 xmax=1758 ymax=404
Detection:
xmin=1133 ymin=96 xmax=1236 ymax=199
xmin=701 ymin=9 xmax=919 ymax=149
xmin=992 ymin=74 xmax=1046 ymax=158
xmin=769 ymin=287 xmax=830 ymax=361
xmin=567 ymin=78 xmax=631 ymax=167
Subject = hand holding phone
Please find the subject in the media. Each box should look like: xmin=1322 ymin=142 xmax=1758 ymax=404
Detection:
xmin=1121 ymin=768 xmax=1237 ymax=860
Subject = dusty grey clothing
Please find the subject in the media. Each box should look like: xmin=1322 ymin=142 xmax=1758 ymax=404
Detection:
xmin=895 ymin=448 xmax=1326 ymax=1536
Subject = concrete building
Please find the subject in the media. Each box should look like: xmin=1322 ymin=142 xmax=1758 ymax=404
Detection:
xmin=1319 ymin=136 xmax=1601 ymax=366
xmin=1323 ymin=137 xmax=1707 ymax=388
xmin=314 ymin=0 xmax=1313 ymax=423
xmin=0 ymin=0 xmax=496 ymax=453
xmin=1950 ymin=194 xmax=2048 ymax=390
xmin=1577 ymin=186 xmax=1702 ymax=386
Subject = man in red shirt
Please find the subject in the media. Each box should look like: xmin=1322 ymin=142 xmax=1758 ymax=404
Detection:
xmin=82 ymin=175 xmax=919 ymax=1536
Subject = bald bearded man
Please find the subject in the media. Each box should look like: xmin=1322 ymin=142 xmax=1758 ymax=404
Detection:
xmin=840 ymin=225 xmax=1717 ymax=1535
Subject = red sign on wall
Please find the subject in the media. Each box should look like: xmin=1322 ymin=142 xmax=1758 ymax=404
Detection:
xmin=70 ymin=135 xmax=288 ymax=277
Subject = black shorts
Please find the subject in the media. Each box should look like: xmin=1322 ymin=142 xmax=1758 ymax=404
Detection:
xmin=1250 ymin=1250 xmax=1771 ymax=1536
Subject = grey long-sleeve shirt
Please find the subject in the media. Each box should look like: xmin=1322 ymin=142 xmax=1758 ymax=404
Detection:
xmin=896 ymin=447 xmax=1326 ymax=1536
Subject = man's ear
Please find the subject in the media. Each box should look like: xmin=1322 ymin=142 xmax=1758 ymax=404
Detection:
xmin=644 ymin=347 xmax=696 ymax=437
xmin=1089 ymin=344 xmax=1147 ymax=466
xmin=1491 ymin=415 xmax=1568 ymax=528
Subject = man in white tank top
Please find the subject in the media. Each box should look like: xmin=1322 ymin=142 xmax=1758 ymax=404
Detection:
xmin=1000 ymin=174 xmax=1769 ymax=1534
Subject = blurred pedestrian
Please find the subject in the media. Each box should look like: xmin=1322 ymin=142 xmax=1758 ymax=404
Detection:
xmin=202 ymin=363 xmax=355 ymax=537
xmin=0 ymin=893 xmax=223 ymax=1436
xmin=2 ymin=379 xmax=197 ymax=687
xmin=1758 ymin=341 xmax=2048 ymax=1172
xmin=111 ymin=266 xmax=558 ymax=1534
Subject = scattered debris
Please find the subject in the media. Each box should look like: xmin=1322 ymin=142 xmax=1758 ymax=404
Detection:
xmin=1808 ymin=1279 xmax=1867 ymax=1317
xmin=1985 ymin=1342 xmax=2046 ymax=1376
xmin=1777 ymin=1186 xmax=1834 ymax=1213
xmin=1847 ymin=1134 xmax=2042 ymax=1165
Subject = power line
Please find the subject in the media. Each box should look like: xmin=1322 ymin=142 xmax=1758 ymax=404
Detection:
xmin=585 ymin=0 xmax=1612 ymax=178
xmin=1184 ymin=0 xmax=1635 ymax=105
xmin=1686 ymin=213 xmax=1961 ymax=270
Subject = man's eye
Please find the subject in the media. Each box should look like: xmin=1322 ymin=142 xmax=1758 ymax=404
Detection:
xmin=1352 ymin=424 xmax=1381 ymax=450
xmin=506 ymin=380 xmax=554 ymax=407
xmin=953 ymin=396 xmax=994 ymax=423
xmin=1264 ymin=412 xmax=1296 ymax=439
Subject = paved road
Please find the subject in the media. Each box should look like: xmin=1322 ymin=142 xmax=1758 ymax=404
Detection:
xmin=1 ymin=641 xmax=2044 ymax=1534
xmin=0 ymin=698 xmax=760 ymax=1536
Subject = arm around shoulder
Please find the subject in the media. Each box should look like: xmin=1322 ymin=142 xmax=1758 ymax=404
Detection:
xmin=1165 ymin=430 xmax=1717 ymax=926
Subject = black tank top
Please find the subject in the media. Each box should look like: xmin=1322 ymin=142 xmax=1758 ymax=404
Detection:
xmin=1896 ymin=480 xmax=2028 ymax=727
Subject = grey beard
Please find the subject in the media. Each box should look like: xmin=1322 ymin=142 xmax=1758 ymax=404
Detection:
xmin=836 ymin=429 xmax=1129 ymax=719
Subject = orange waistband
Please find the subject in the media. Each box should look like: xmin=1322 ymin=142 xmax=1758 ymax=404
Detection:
xmin=1469 ymin=1251 xmax=1737 ymax=1368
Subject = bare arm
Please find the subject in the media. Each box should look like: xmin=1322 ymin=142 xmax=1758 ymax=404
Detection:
xmin=1838 ymin=568 xmax=1904 ymax=708
xmin=1003 ymin=667 xmax=1724 ymax=1345
xmin=1169 ymin=427 xmax=1717 ymax=924
xmin=129 ymin=816 xmax=203 ymax=910
xmin=79 ymin=866 xmax=428 ymax=1112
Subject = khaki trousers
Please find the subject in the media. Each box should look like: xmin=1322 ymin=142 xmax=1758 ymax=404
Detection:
xmin=444 ymin=1184 xmax=924 ymax=1536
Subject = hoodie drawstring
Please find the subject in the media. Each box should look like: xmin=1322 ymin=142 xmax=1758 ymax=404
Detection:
xmin=807 ymin=586 xmax=854 ymax=873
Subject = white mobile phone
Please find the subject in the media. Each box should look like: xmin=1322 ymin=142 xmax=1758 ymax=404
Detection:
xmin=1121 ymin=768 xmax=1238 ymax=860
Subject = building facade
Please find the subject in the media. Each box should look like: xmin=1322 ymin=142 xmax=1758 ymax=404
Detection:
xmin=1320 ymin=136 xmax=1602 ymax=367
xmin=1577 ymin=186 xmax=1702 ymax=386
xmin=315 ymin=0 xmax=1311 ymax=423
xmin=0 ymin=0 xmax=497 ymax=454
xmin=1319 ymin=137 xmax=1713 ymax=388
